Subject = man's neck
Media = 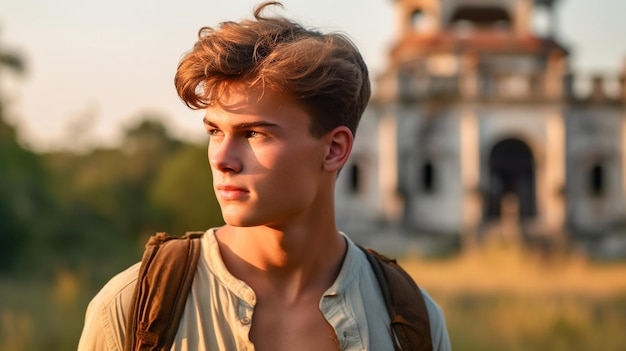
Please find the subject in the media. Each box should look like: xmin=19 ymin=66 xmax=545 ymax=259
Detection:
xmin=215 ymin=224 xmax=347 ymax=302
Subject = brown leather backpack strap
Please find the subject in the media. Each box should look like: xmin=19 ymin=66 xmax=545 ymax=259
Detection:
xmin=360 ymin=246 xmax=433 ymax=351
xmin=124 ymin=231 xmax=204 ymax=351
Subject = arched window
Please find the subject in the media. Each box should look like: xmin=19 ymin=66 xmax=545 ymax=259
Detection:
xmin=410 ymin=8 xmax=435 ymax=33
xmin=421 ymin=160 xmax=435 ymax=193
xmin=411 ymin=9 xmax=424 ymax=29
xmin=348 ymin=163 xmax=361 ymax=194
xmin=589 ymin=163 xmax=605 ymax=196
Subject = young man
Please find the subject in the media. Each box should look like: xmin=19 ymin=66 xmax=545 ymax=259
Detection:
xmin=78 ymin=2 xmax=451 ymax=350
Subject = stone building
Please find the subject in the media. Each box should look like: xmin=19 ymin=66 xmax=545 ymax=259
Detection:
xmin=336 ymin=0 xmax=626 ymax=257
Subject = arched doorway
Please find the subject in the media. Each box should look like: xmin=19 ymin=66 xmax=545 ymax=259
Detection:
xmin=485 ymin=138 xmax=537 ymax=220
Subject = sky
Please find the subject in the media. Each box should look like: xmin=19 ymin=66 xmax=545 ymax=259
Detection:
xmin=2 ymin=0 xmax=626 ymax=152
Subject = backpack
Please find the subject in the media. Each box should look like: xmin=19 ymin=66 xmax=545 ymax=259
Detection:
xmin=124 ymin=232 xmax=433 ymax=351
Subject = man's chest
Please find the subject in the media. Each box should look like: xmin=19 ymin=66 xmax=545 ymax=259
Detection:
xmin=248 ymin=298 xmax=340 ymax=351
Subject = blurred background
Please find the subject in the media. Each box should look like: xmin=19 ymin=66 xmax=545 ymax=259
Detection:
xmin=1 ymin=0 xmax=625 ymax=350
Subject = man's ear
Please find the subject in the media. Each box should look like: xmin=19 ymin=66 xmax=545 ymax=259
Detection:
xmin=323 ymin=126 xmax=353 ymax=172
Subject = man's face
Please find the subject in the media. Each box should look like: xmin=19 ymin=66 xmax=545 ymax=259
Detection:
xmin=204 ymin=86 xmax=330 ymax=228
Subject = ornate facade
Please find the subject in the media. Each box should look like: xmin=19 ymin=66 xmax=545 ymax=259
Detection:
xmin=336 ymin=0 xmax=626 ymax=257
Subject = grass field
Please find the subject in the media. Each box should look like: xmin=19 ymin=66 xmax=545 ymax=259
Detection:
xmin=402 ymin=241 xmax=626 ymax=351
xmin=1 ymin=240 xmax=625 ymax=350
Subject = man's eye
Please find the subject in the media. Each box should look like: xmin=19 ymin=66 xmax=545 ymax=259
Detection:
xmin=207 ymin=129 xmax=222 ymax=136
xmin=245 ymin=131 xmax=259 ymax=138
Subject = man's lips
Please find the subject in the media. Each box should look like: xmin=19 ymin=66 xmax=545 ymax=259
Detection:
xmin=216 ymin=185 xmax=249 ymax=200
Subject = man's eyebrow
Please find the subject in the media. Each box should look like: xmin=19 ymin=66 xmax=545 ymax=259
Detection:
xmin=203 ymin=117 xmax=216 ymax=127
xmin=202 ymin=117 xmax=280 ymax=130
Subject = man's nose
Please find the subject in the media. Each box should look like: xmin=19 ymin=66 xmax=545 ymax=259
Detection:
xmin=209 ymin=137 xmax=243 ymax=173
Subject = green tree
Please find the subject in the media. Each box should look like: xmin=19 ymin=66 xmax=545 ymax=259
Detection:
xmin=40 ymin=117 xmax=186 ymax=271
xmin=42 ymin=148 xmax=138 ymax=271
xmin=0 ymin=48 xmax=25 ymax=75
xmin=0 ymin=111 xmax=53 ymax=272
xmin=0 ymin=42 xmax=55 ymax=273
xmin=149 ymin=143 xmax=223 ymax=235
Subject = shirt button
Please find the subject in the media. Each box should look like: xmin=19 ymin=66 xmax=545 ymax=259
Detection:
xmin=241 ymin=317 xmax=251 ymax=325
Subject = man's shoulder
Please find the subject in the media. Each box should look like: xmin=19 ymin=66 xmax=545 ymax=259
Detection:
xmin=419 ymin=287 xmax=445 ymax=323
xmin=345 ymin=236 xmax=451 ymax=351
xmin=419 ymin=285 xmax=452 ymax=351
xmin=98 ymin=262 xmax=141 ymax=300
xmin=78 ymin=262 xmax=141 ymax=351
xmin=90 ymin=262 xmax=141 ymax=310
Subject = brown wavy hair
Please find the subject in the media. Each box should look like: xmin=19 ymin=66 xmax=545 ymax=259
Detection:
xmin=174 ymin=1 xmax=370 ymax=137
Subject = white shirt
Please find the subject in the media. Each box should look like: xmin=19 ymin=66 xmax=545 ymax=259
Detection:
xmin=78 ymin=229 xmax=451 ymax=350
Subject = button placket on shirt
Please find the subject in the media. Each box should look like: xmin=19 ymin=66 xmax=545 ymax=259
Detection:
xmin=320 ymin=294 xmax=364 ymax=351
xmin=240 ymin=315 xmax=251 ymax=325
xmin=235 ymin=300 xmax=255 ymax=350
xmin=237 ymin=302 xmax=254 ymax=327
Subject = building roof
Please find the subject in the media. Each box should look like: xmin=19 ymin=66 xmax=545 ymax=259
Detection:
xmin=390 ymin=31 xmax=568 ymax=61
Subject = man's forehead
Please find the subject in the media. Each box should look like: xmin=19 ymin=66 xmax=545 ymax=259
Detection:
xmin=202 ymin=95 xmax=313 ymax=133
xmin=204 ymin=90 xmax=307 ymax=118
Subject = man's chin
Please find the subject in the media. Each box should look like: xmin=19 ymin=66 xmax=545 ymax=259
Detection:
xmin=221 ymin=215 xmax=259 ymax=228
